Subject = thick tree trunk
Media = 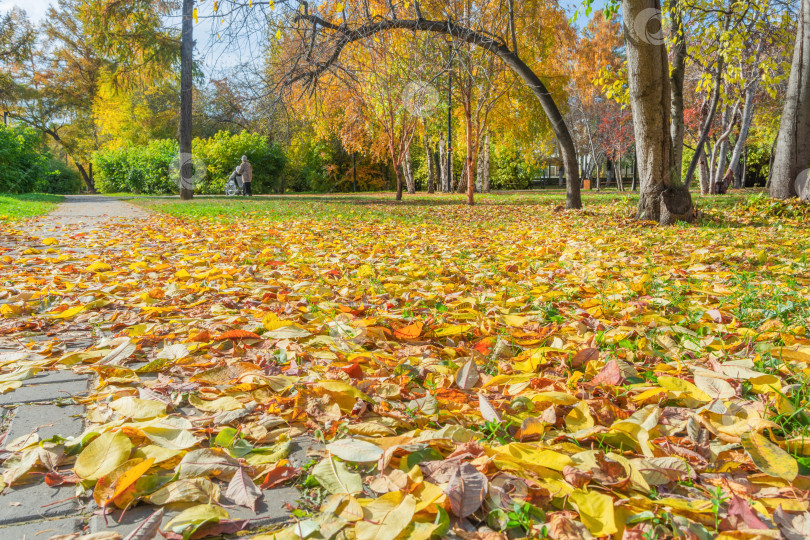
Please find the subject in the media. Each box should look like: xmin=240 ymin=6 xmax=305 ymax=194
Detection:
xmin=464 ymin=100 xmax=474 ymax=205
xmin=178 ymin=0 xmax=194 ymax=200
xmin=771 ymin=0 xmax=810 ymax=199
xmin=76 ymin=163 xmax=96 ymax=193
xmin=622 ymin=0 xmax=694 ymax=224
xmin=669 ymin=0 xmax=687 ymax=182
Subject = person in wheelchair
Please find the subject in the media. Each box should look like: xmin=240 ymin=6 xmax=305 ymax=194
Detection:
xmin=225 ymin=167 xmax=244 ymax=196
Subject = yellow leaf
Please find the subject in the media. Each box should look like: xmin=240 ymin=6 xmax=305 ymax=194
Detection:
xmin=94 ymin=458 xmax=154 ymax=508
xmin=488 ymin=443 xmax=573 ymax=472
xmin=41 ymin=238 xmax=59 ymax=246
xmin=355 ymin=492 xmax=416 ymax=540
xmin=569 ymin=489 xmax=618 ymax=537
xmin=110 ymin=397 xmax=167 ymax=420
xmin=75 ymin=431 xmax=133 ymax=481
xmin=657 ymin=375 xmax=711 ymax=404
xmin=192 ymin=7 xmax=198 ymax=23
xmin=188 ymin=395 xmax=243 ymax=413
xmin=565 ymin=401 xmax=595 ymax=431
xmin=0 ymin=381 xmax=21 ymax=394
xmin=741 ymin=431 xmax=798 ymax=481
xmin=433 ymin=324 xmax=472 ymax=337
xmin=48 ymin=305 xmax=84 ymax=319
xmin=357 ymin=264 xmax=375 ymax=278
xmin=86 ymin=261 xmax=112 ymax=273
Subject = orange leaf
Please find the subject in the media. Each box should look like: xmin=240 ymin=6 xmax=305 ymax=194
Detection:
xmin=394 ymin=322 xmax=423 ymax=340
xmin=340 ymin=363 xmax=364 ymax=380
xmin=216 ymin=329 xmax=262 ymax=341
xmin=260 ymin=465 xmax=300 ymax=489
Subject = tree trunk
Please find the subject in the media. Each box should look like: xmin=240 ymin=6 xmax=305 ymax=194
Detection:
xmin=403 ymin=149 xmax=416 ymax=194
xmin=631 ymin=153 xmax=638 ymax=191
xmin=76 ymin=163 xmax=96 ymax=193
xmin=178 ymin=0 xmax=194 ymax=200
xmin=622 ymin=0 xmax=694 ymax=224
xmin=395 ymin=163 xmax=403 ymax=200
xmin=726 ymin=81 xmax=757 ymax=188
xmin=669 ymin=0 xmax=687 ymax=182
xmin=425 ymin=131 xmax=435 ymax=194
xmin=699 ymin=141 xmax=711 ymax=195
xmin=438 ymin=133 xmax=447 ymax=192
xmin=483 ymin=133 xmax=491 ymax=192
xmin=684 ymin=13 xmax=729 ymax=189
xmin=465 ymin=98 xmax=474 ymax=205
xmin=770 ymin=0 xmax=810 ymax=199
xmin=476 ymin=137 xmax=484 ymax=192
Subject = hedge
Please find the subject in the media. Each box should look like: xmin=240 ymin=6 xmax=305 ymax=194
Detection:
xmin=93 ymin=131 xmax=286 ymax=195
xmin=0 ymin=124 xmax=82 ymax=194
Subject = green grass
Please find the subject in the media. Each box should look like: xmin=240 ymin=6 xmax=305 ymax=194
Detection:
xmin=130 ymin=189 xmax=761 ymax=227
xmin=0 ymin=194 xmax=63 ymax=222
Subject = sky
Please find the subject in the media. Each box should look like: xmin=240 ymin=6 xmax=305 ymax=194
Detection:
xmin=0 ymin=0 xmax=50 ymax=21
xmin=1 ymin=0 xmax=610 ymax=75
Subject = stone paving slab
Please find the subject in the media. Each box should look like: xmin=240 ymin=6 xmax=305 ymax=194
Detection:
xmin=5 ymin=404 xmax=84 ymax=443
xmin=27 ymin=371 xmax=90 ymax=385
xmin=0 ymin=517 xmax=81 ymax=539
xmin=89 ymin=485 xmax=301 ymax=536
xmin=0 ymin=378 xmax=89 ymax=406
xmin=87 ymin=437 xmax=323 ymax=536
xmin=0 ymin=482 xmax=78 ymax=525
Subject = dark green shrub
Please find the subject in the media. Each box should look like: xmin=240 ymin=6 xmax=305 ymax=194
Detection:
xmin=0 ymin=125 xmax=82 ymax=194
xmin=93 ymin=131 xmax=285 ymax=195
xmin=193 ymin=131 xmax=286 ymax=194
xmin=36 ymin=159 xmax=83 ymax=194
xmin=0 ymin=124 xmax=48 ymax=193
xmin=94 ymin=140 xmax=178 ymax=194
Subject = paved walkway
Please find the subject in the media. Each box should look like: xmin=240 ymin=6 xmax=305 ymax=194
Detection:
xmin=0 ymin=196 xmax=314 ymax=538
xmin=0 ymin=196 xmax=152 ymax=537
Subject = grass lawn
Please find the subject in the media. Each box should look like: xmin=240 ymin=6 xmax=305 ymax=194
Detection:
xmin=0 ymin=193 xmax=63 ymax=222
xmin=131 ymin=188 xmax=765 ymax=225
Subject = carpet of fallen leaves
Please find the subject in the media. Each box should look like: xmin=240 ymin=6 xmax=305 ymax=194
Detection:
xmin=1 ymin=195 xmax=810 ymax=540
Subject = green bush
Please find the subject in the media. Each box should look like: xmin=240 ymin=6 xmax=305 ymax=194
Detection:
xmin=490 ymin=147 xmax=535 ymax=189
xmin=0 ymin=124 xmax=82 ymax=194
xmin=36 ymin=159 xmax=83 ymax=194
xmin=0 ymin=124 xmax=49 ymax=193
xmin=94 ymin=139 xmax=178 ymax=194
xmin=194 ymin=131 xmax=286 ymax=194
xmin=93 ymin=131 xmax=285 ymax=195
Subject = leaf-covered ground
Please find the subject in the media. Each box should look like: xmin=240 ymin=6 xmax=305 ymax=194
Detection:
xmin=1 ymin=192 xmax=809 ymax=539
